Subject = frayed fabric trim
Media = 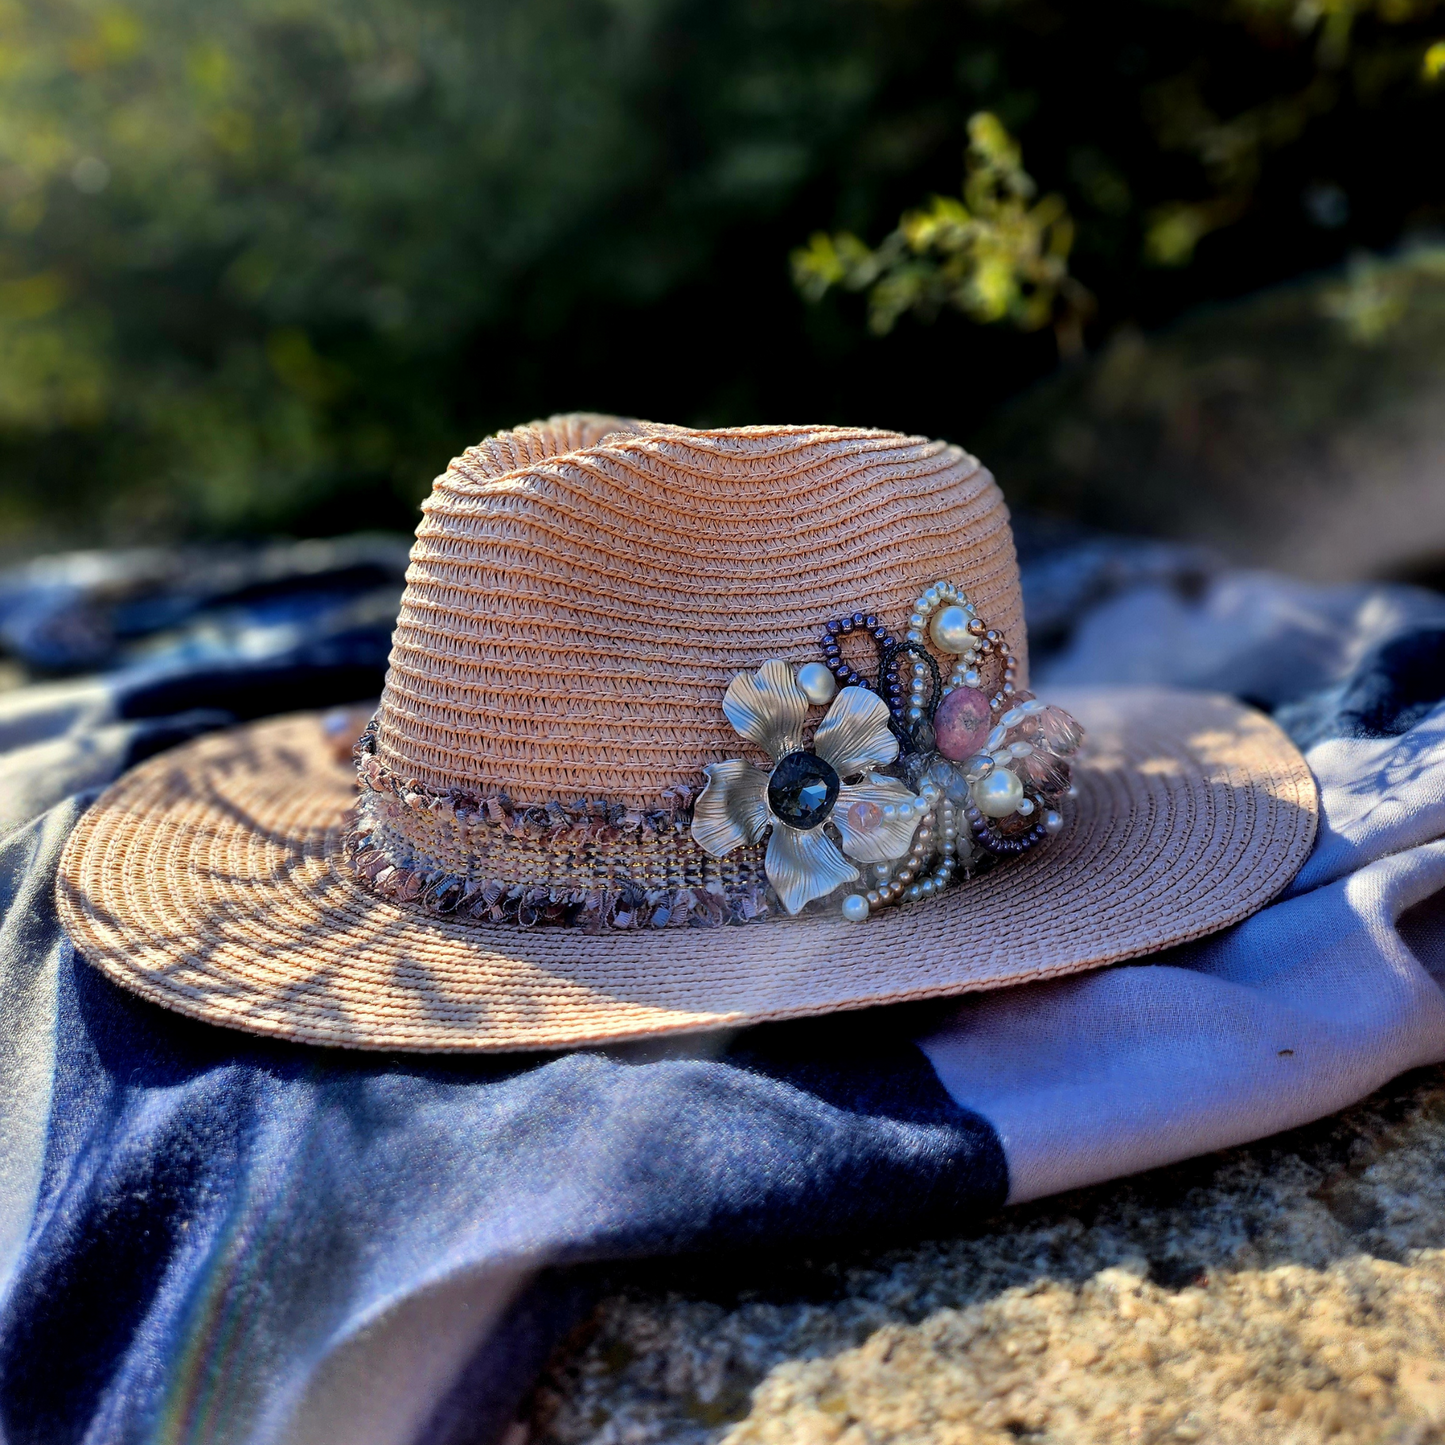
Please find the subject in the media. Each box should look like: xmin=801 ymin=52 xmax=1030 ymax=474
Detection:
xmin=342 ymin=816 xmax=778 ymax=932
xmin=349 ymin=718 xmax=778 ymax=930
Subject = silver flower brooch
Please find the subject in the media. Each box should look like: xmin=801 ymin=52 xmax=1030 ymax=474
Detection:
xmin=691 ymin=580 xmax=1084 ymax=922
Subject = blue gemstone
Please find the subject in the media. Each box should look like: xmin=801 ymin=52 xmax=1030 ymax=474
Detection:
xmin=767 ymin=751 xmax=840 ymax=830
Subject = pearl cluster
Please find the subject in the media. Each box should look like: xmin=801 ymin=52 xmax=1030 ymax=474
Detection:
xmin=804 ymin=580 xmax=1084 ymax=924
xmin=959 ymin=699 xmax=1070 ymax=855
xmin=904 ymin=580 xmax=976 ymax=718
xmin=840 ymin=773 xmax=962 ymax=919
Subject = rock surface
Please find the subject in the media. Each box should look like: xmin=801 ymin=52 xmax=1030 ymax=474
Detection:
xmin=529 ymin=1064 xmax=1445 ymax=1445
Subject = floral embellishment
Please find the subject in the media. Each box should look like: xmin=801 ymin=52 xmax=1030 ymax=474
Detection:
xmin=691 ymin=659 xmax=923 ymax=914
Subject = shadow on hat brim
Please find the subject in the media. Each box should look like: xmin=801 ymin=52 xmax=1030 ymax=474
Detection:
xmin=56 ymin=686 xmax=1317 ymax=1053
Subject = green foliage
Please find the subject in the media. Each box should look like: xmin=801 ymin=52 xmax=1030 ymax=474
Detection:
xmin=1137 ymin=0 xmax=1445 ymax=266
xmin=1 ymin=0 xmax=1443 ymax=545
xmin=797 ymin=0 xmax=1445 ymax=332
xmin=0 ymin=0 xmax=688 ymax=537
xmin=792 ymin=113 xmax=1091 ymax=352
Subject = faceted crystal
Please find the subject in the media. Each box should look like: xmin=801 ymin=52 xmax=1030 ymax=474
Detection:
xmin=1039 ymin=705 xmax=1085 ymax=756
xmin=933 ymin=687 xmax=993 ymax=761
xmin=767 ymin=750 xmax=841 ymax=829
xmin=1018 ymin=748 xmax=1071 ymax=794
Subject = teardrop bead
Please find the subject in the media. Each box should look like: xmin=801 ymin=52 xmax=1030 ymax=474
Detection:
xmin=1038 ymin=705 xmax=1085 ymax=757
xmin=1018 ymin=748 xmax=1072 ymax=794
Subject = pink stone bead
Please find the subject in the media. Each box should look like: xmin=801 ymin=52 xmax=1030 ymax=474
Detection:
xmin=847 ymin=800 xmax=882 ymax=833
xmin=934 ymin=687 xmax=993 ymax=761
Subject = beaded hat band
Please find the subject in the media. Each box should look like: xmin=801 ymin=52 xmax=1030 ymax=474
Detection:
xmin=347 ymin=580 xmax=1085 ymax=931
xmin=56 ymin=418 xmax=1318 ymax=1052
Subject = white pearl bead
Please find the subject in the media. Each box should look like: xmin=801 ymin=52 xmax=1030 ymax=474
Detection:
xmin=971 ymin=767 xmax=1024 ymax=818
xmin=882 ymin=804 xmax=898 ymax=820
xmin=963 ymin=669 xmax=981 ymax=688
xmin=1017 ymin=797 xmax=1035 ymax=816
xmin=796 ymin=661 xmax=838 ymax=706
xmin=920 ymin=879 xmax=935 ymax=896
xmin=906 ymin=629 xmax=923 ymax=645
xmin=909 ymin=612 xmax=925 ymax=629
xmin=874 ymin=862 xmax=893 ymax=879
xmin=841 ymin=894 xmax=870 ymax=922
xmin=1044 ymin=809 xmax=1064 ymax=834
xmin=906 ymin=884 xmax=923 ymax=901
xmin=929 ymin=605 xmax=974 ymax=654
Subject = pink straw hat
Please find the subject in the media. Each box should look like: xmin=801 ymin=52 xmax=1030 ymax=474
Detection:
xmin=57 ymin=416 xmax=1317 ymax=1052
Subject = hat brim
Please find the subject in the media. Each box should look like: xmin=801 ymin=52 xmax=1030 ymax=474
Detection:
xmin=57 ymin=686 xmax=1317 ymax=1053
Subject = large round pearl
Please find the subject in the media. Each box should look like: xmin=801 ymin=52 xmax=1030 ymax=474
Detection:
xmin=929 ymin=605 xmax=974 ymax=654
xmin=796 ymin=661 xmax=837 ymax=706
xmin=971 ymin=767 xmax=1024 ymax=818
xmin=841 ymin=894 xmax=870 ymax=922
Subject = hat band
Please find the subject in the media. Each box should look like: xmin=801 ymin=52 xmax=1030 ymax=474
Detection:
xmin=347 ymin=725 xmax=776 ymax=930
xmin=346 ymin=579 xmax=1085 ymax=928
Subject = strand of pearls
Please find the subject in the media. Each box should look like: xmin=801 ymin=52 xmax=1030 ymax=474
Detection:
xmin=904 ymin=577 xmax=1020 ymax=706
xmin=857 ymin=774 xmax=953 ymax=913
xmin=905 ymin=579 xmax=972 ymax=717
xmin=942 ymin=620 xmax=984 ymax=696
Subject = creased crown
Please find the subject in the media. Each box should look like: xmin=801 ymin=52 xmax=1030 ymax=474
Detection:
xmin=374 ymin=415 xmax=1025 ymax=807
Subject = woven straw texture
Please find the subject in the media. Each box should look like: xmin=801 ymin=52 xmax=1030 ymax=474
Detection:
xmin=57 ymin=686 xmax=1317 ymax=1052
xmin=378 ymin=417 xmax=1023 ymax=804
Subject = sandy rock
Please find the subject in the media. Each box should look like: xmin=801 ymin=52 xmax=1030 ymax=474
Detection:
xmin=530 ymin=1064 xmax=1445 ymax=1445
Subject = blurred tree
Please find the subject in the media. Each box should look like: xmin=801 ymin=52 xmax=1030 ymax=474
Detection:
xmin=0 ymin=0 xmax=1442 ymax=545
xmin=792 ymin=112 xmax=1093 ymax=354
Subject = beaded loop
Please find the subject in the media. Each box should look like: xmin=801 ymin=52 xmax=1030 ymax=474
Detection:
xmin=879 ymin=640 xmax=943 ymax=752
xmin=818 ymin=612 xmax=897 ymax=692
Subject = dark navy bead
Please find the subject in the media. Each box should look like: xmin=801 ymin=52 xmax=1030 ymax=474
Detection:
xmin=767 ymin=751 xmax=840 ymax=830
xmin=826 ymin=620 xmax=843 ymax=635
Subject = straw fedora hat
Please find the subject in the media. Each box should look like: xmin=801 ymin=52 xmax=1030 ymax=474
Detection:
xmin=57 ymin=416 xmax=1318 ymax=1052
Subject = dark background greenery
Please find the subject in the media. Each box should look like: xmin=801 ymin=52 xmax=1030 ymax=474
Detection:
xmin=1 ymin=0 xmax=1442 ymax=547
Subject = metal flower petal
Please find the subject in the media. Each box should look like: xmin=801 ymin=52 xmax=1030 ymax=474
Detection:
xmin=691 ymin=760 xmax=771 ymax=858
xmin=765 ymin=823 xmax=859 ymax=915
xmin=813 ymin=686 xmax=898 ymax=778
xmin=722 ymin=659 xmax=809 ymax=762
xmin=833 ymin=774 xmax=921 ymax=864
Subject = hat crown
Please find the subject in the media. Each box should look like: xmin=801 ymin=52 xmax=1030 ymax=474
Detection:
xmin=374 ymin=415 xmax=1025 ymax=807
